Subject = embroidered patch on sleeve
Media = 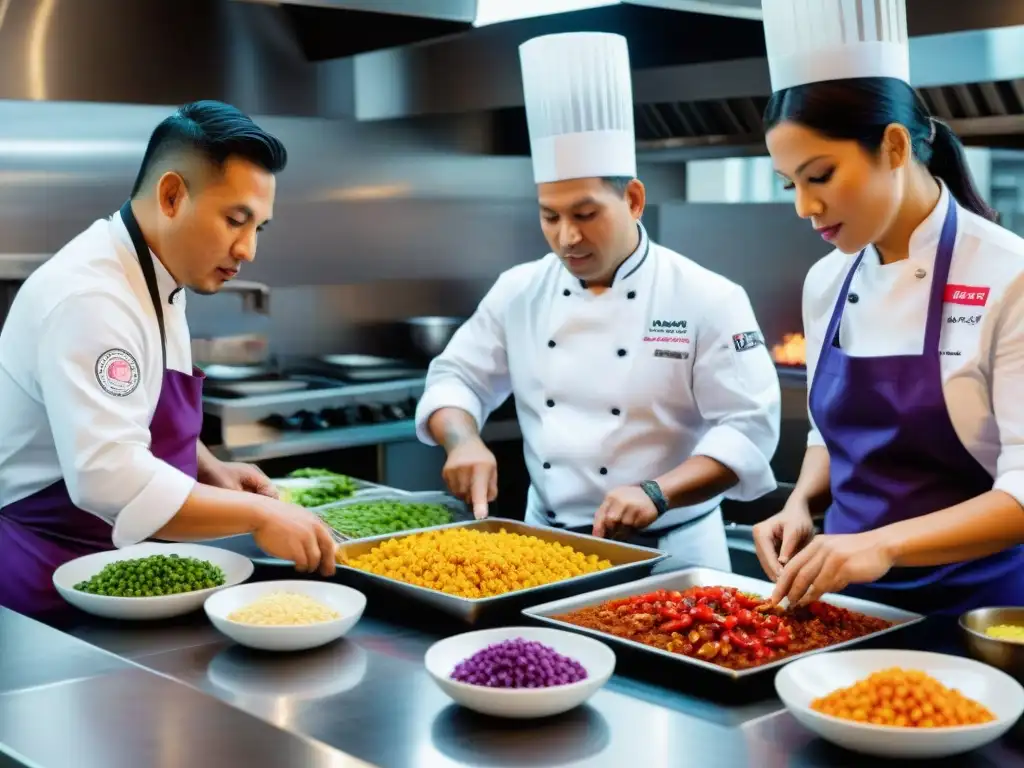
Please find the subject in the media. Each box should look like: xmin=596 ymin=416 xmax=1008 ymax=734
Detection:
xmin=95 ymin=349 xmax=141 ymax=397
xmin=732 ymin=331 xmax=765 ymax=352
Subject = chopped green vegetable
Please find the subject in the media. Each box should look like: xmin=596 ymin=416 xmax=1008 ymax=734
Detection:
xmin=281 ymin=468 xmax=359 ymax=507
xmin=320 ymin=500 xmax=452 ymax=539
xmin=73 ymin=554 xmax=226 ymax=597
xmin=288 ymin=468 xmax=347 ymax=480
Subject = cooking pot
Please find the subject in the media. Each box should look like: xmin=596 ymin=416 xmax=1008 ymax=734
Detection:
xmin=404 ymin=316 xmax=466 ymax=360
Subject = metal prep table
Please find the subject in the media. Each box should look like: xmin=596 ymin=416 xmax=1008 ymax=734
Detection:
xmin=3 ymin=555 xmax=1024 ymax=768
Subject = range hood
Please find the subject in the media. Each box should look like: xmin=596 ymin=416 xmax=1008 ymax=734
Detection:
xmin=629 ymin=0 xmax=1024 ymax=152
xmin=0 ymin=0 xmax=761 ymax=111
xmin=348 ymin=0 xmax=1024 ymax=155
xmin=633 ymin=24 xmax=1024 ymax=155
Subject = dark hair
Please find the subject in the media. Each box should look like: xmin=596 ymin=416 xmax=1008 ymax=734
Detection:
xmin=601 ymin=176 xmax=634 ymax=196
xmin=131 ymin=100 xmax=287 ymax=198
xmin=764 ymin=77 xmax=997 ymax=222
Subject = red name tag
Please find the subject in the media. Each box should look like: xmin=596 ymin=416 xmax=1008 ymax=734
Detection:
xmin=944 ymin=284 xmax=990 ymax=306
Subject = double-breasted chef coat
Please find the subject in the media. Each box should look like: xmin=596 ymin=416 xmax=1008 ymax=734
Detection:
xmin=804 ymin=182 xmax=1024 ymax=614
xmin=415 ymin=222 xmax=782 ymax=571
xmin=0 ymin=205 xmax=204 ymax=619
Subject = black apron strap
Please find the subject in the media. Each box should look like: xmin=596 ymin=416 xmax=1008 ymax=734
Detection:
xmin=119 ymin=200 xmax=167 ymax=372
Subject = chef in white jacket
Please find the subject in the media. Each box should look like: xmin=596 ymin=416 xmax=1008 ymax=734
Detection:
xmin=0 ymin=100 xmax=336 ymax=621
xmin=414 ymin=32 xmax=781 ymax=571
xmin=752 ymin=0 xmax=1024 ymax=616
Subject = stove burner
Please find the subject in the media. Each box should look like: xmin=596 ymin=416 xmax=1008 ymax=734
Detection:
xmin=261 ymin=396 xmax=419 ymax=432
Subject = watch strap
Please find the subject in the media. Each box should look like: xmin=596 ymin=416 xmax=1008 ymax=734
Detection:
xmin=639 ymin=480 xmax=668 ymax=516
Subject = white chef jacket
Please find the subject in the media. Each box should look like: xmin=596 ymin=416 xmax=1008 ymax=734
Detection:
xmin=0 ymin=210 xmax=196 ymax=547
xmin=415 ymin=223 xmax=781 ymax=530
xmin=803 ymin=182 xmax=1024 ymax=507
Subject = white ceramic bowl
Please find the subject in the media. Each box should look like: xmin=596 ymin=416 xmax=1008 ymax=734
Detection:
xmin=424 ymin=626 xmax=615 ymax=719
xmin=204 ymin=580 xmax=366 ymax=652
xmin=53 ymin=542 xmax=253 ymax=620
xmin=775 ymin=649 xmax=1024 ymax=759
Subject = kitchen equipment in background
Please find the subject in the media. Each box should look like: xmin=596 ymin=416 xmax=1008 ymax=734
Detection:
xmin=314 ymin=354 xmax=427 ymax=383
xmin=193 ymin=334 xmax=270 ymax=367
xmin=405 ymin=316 xmax=466 ymax=361
xmin=772 ymin=333 xmax=806 ymax=368
xmin=201 ymin=373 xmax=427 ymax=460
xmin=202 ymin=363 xmax=280 ymax=382
xmin=220 ymin=281 xmax=271 ymax=315
xmin=772 ymin=332 xmax=808 ymax=387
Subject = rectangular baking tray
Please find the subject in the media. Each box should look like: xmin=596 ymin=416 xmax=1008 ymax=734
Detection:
xmin=522 ymin=567 xmax=925 ymax=680
xmin=334 ymin=518 xmax=669 ymax=624
xmin=315 ymin=490 xmax=475 ymax=541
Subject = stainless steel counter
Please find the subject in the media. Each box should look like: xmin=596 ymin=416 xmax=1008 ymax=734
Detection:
xmin=3 ymin=557 xmax=1024 ymax=767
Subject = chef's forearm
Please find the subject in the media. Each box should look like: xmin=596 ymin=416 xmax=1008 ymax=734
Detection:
xmin=196 ymin=441 xmax=219 ymax=479
xmin=427 ymin=407 xmax=482 ymax=452
xmin=879 ymin=490 xmax=1024 ymax=568
xmin=654 ymin=456 xmax=739 ymax=509
xmin=154 ymin=485 xmax=268 ymax=541
xmin=789 ymin=446 xmax=832 ymax=512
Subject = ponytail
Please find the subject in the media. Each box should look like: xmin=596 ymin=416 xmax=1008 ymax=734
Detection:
xmin=765 ymin=77 xmax=999 ymax=223
xmin=924 ymin=119 xmax=999 ymax=223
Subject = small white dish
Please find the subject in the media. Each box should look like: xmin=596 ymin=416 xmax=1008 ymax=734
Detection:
xmin=53 ymin=542 xmax=253 ymax=620
xmin=424 ymin=626 xmax=615 ymax=719
xmin=204 ymin=580 xmax=366 ymax=652
xmin=775 ymin=649 xmax=1024 ymax=758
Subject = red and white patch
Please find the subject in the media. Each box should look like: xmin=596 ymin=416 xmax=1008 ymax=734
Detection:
xmin=944 ymin=284 xmax=990 ymax=307
xmin=95 ymin=348 xmax=140 ymax=397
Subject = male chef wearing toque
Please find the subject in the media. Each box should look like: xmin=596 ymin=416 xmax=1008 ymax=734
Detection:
xmin=414 ymin=32 xmax=781 ymax=571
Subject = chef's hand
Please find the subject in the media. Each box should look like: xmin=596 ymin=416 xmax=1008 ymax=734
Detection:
xmin=593 ymin=486 xmax=659 ymax=539
xmin=252 ymin=499 xmax=336 ymax=576
xmin=201 ymin=460 xmax=279 ymax=499
xmin=770 ymin=532 xmax=894 ymax=608
xmin=752 ymin=498 xmax=815 ymax=581
xmin=442 ymin=437 xmax=498 ymax=519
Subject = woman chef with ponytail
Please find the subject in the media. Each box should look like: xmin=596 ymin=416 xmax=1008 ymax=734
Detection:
xmin=752 ymin=0 xmax=1024 ymax=615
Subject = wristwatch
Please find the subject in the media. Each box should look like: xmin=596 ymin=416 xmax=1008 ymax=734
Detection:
xmin=638 ymin=480 xmax=668 ymax=517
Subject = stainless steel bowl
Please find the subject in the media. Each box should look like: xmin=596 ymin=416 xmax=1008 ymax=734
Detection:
xmin=959 ymin=606 xmax=1024 ymax=679
xmin=405 ymin=316 xmax=465 ymax=359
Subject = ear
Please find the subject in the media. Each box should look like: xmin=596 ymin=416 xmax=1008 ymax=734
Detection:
xmin=625 ymin=178 xmax=646 ymax=220
xmin=881 ymin=123 xmax=913 ymax=171
xmin=156 ymin=171 xmax=189 ymax=219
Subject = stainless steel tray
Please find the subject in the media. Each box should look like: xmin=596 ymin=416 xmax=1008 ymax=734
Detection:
xmin=522 ymin=567 xmax=925 ymax=680
xmin=315 ymin=490 xmax=474 ymax=541
xmin=273 ymin=475 xmax=398 ymax=509
xmin=334 ymin=518 xmax=668 ymax=624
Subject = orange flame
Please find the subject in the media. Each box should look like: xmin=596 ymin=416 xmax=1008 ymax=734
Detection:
xmin=772 ymin=333 xmax=806 ymax=366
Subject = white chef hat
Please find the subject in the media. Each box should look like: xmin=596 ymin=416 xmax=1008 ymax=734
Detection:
xmin=518 ymin=32 xmax=636 ymax=184
xmin=762 ymin=0 xmax=910 ymax=93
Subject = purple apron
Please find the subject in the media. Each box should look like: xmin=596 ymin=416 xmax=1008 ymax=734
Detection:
xmin=810 ymin=198 xmax=1024 ymax=616
xmin=0 ymin=201 xmax=205 ymax=620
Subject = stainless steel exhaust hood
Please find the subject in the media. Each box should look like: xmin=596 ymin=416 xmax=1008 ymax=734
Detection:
xmin=633 ymin=23 xmax=1024 ymax=155
xmin=349 ymin=0 xmax=1024 ymax=154
xmin=631 ymin=0 xmax=1024 ymax=152
xmin=253 ymin=0 xmax=760 ymax=23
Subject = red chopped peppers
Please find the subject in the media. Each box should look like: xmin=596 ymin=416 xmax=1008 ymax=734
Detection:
xmin=555 ymin=584 xmax=894 ymax=671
